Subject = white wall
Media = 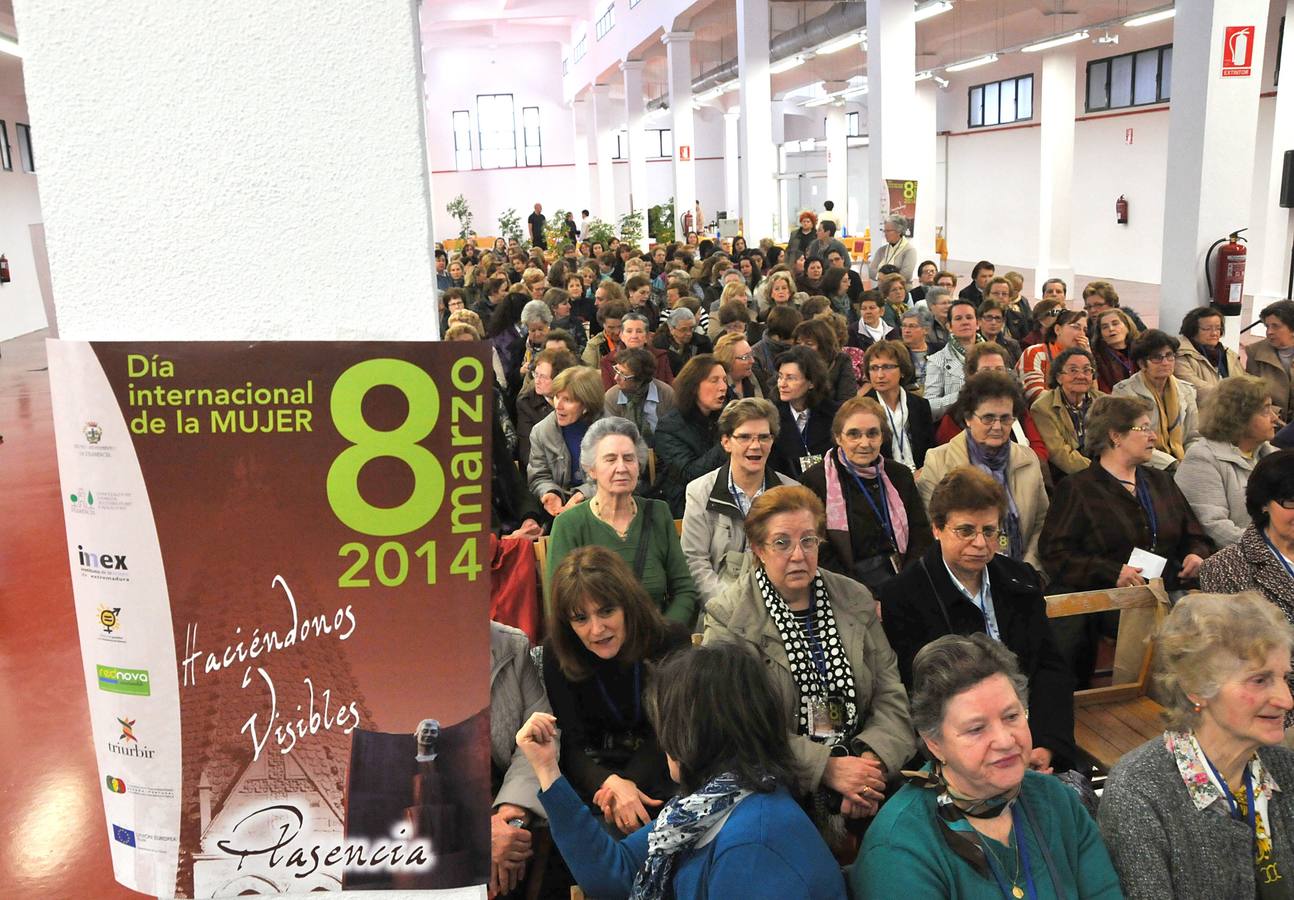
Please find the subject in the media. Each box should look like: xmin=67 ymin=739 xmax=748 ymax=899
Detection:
xmin=0 ymin=56 xmax=48 ymax=340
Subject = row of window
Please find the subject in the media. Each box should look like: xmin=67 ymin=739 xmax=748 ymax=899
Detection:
xmin=452 ymin=95 xmax=541 ymax=170
xmin=595 ymin=5 xmax=614 ymax=40
xmin=967 ymin=43 xmax=1173 ymax=129
xmin=611 ymin=128 xmax=673 ymax=160
xmin=0 ymin=120 xmax=34 ymax=173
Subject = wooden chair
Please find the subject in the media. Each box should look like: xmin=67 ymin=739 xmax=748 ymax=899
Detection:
xmin=1044 ymin=578 xmax=1170 ymax=774
xmin=534 ymin=536 xmax=550 ymax=613
xmin=647 ymin=449 xmax=657 ymax=485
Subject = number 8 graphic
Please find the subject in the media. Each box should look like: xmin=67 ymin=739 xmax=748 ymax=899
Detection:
xmin=327 ymin=359 xmax=444 ymax=536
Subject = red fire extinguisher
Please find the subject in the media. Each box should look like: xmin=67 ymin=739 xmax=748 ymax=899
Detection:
xmin=1206 ymin=229 xmax=1248 ymax=316
xmin=0 ymin=255 xmax=9 ymax=284
xmin=1115 ymin=195 xmax=1128 ymax=225
xmin=681 ymin=209 xmax=693 ymax=235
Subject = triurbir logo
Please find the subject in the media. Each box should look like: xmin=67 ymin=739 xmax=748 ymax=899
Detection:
xmin=97 ymin=664 xmax=151 ymax=696
xmin=109 ymin=716 xmax=156 ymax=759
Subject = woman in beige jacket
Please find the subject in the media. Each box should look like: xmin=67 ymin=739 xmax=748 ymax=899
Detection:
xmin=1174 ymin=306 xmax=1240 ymax=408
xmin=1031 ymin=347 xmax=1104 ymax=478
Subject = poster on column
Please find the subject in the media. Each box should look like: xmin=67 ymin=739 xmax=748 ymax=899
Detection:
xmin=882 ymin=179 xmax=919 ymax=236
xmin=46 ymin=340 xmax=492 ymax=898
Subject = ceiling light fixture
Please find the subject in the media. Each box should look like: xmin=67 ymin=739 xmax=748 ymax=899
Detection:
xmin=945 ymin=53 xmax=999 ymax=72
xmin=1022 ymin=30 xmax=1090 ymax=52
xmin=817 ymin=32 xmax=863 ymax=55
xmin=915 ymin=70 xmax=935 ymax=81
xmin=804 ymin=95 xmax=836 ymax=107
xmin=840 ymin=86 xmax=869 ymax=99
xmin=914 ymin=1 xmax=954 ymax=23
xmin=770 ymin=55 xmax=806 ymax=75
xmin=1125 ymin=7 xmax=1175 ymax=27
xmin=0 ymin=33 xmax=21 ymax=58
xmin=696 ymin=85 xmax=726 ymax=102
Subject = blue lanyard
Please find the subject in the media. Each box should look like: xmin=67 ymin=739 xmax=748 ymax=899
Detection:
xmin=797 ymin=600 xmax=830 ymax=685
xmin=593 ymin=662 xmax=641 ymax=728
xmin=1134 ymin=470 xmax=1159 ymax=549
xmin=1202 ymin=750 xmax=1258 ymax=836
xmin=793 ymin=407 xmax=813 ymax=454
xmin=840 ymin=452 xmax=896 ymax=550
xmin=981 ymin=819 xmax=1038 ymax=900
xmin=1261 ymin=529 xmax=1294 ymax=580
xmin=883 ymin=398 xmax=908 ymax=457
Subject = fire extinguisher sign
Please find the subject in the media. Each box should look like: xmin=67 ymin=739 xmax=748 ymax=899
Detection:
xmin=1222 ymin=25 xmax=1255 ymax=77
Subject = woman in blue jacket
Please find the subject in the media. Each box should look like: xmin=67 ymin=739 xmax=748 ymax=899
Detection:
xmin=516 ymin=642 xmax=846 ymax=900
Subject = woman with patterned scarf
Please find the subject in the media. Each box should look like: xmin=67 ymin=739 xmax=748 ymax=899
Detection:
xmin=702 ymin=485 xmax=915 ymax=855
xmin=1113 ymin=329 xmax=1201 ymax=470
xmin=517 ymin=641 xmax=847 ymax=899
xmin=854 ymin=633 xmax=1121 ymax=898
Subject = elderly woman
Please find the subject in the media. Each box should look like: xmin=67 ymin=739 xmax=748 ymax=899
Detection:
xmin=1247 ymin=299 xmax=1294 ymax=422
xmin=1175 ymin=375 xmax=1280 ymax=548
xmin=603 ymin=346 xmax=677 ymax=448
xmin=930 ymin=342 xmax=1052 ymax=464
xmin=770 ymin=346 xmax=841 ymax=481
xmin=924 ymin=297 xmax=983 ymax=419
xmin=599 ymin=311 xmax=674 ymax=389
xmin=795 ymin=317 xmax=859 ymax=404
xmin=1041 ymin=394 xmax=1212 ymax=593
xmin=653 ymin=355 xmax=732 ymax=518
xmin=704 ymin=486 xmax=916 ymax=846
xmin=681 ymin=398 xmax=798 ymax=606
xmin=921 ymin=285 xmax=953 ymax=347
xmin=1176 ymin=306 xmax=1241 ymax=407
xmin=1019 ymin=308 xmax=1090 ymax=403
xmin=849 ymin=291 xmax=900 ymax=352
xmin=1032 ymin=347 xmax=1104 ymax=478
xmin=1092 ymin=307 xmax=1141 ymax=394
xmin=547 ymin=418 xmax=698 ymax=624
xmin=977 ymin=299 xmax=1021 ymax=368
xmin=538 ymin=546 xmax=692 ymax=835
xmin=528 ymin=366 xmax=604 ymax=518
xmin=760 ymin=269 xmax=797 ymax=319
xmin=518 ymin=643 xmax=847 ymax=899
xmin=855 ymin=634 xmax=1121 ymax=898
xmin=800 ymin=396 xmax=931 ymax=591
xmin=879 ymin=273 xmax=910 ymax=329
xmin=919 ymin=371 xmax=1050 ymax=570
xmin=544 ymin=286 xmax=588 ymax=355
xmin=878 ymin=468 xmax=1075 ymax=772
xmin=1199 ymin=450 xmax=1294 ymax=625
xmin=714 ymin=331 xmax=763 ymax=400
xmin=517 ymin=347 xmax=578 ymax=465
xmin=653 ymin=307 xmax=712 ymax=376
xmin=869 ymin=214 xmax=918 ymax=282
xmin=1099 ymin=592 xmax=1294 ymax=899
xmin=861 ymin=340 xmax=935 ymax=472
xmin=1113 ymin=329 xmax=1201 ymax=469
xmin=786 ymin=210 xmax=820 ymax=266
xmin=900 ymin=308 xmax=940 ymax=390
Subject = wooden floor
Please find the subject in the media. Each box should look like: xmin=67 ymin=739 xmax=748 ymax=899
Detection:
xmin=0 ymin=330 xmax=138 ymax=899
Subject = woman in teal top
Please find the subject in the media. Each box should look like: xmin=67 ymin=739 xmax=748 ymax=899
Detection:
xmin=548 ymin=416 xmax=699 ymax=626
xmin=853 ymin=633 xmax=1122 ymax=898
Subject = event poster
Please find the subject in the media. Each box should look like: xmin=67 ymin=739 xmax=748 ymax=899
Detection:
xmin=882 ymin=178 xmax=919 ymax=236
xmin=47 ymin=341 xmax=492 ymax=897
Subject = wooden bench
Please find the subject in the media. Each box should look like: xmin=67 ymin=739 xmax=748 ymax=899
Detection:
xmin=1045 ymin=579 xmax=1170 ymax=773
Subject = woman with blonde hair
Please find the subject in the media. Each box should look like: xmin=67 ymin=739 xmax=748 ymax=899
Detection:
xmin=1100 ymin=592 xmax=1294 ymax=899
xmin=714 ymin=331 xmax=763 ymax=400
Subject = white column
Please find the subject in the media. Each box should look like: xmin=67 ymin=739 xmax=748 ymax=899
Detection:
xmin=571 ymin=97 xmax=592 ymax=221
xmin=591 ymin=82 xmax=618 ymax=223
xmin=866 ymin=0 xmax=917 ymax=239
xmin=723 ymin=111 xmax=741 ymax=222
xmin=736 ymin=0 xmax=775 ymax=240
xmin=1036 ymin=49 xmax=1076 ymax=293
xmin=621 ymin=59 xmax=649 ymax=244
xmin=13 ymin=0 xmax=437 ymax=340
xmin=825 ymin=104 xmax=848 ymax=234
xmin=662 ymin=31 xmax=696 ymax=238
xmin=1255 ymin=1 xmax=1294 ymax=314
xmin=1161 ymin=0 xmax=1271 ymax=336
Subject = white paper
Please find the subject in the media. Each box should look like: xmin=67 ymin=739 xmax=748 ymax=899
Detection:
xmin=1128 ymin=547 xmax=1168 ymax=579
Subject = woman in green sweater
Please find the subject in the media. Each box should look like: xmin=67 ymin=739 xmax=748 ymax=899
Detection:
xmin=547 ymin=417 xmax=699 ymax=626
xmin=853 ymin=634 xmax=1122 ymax=898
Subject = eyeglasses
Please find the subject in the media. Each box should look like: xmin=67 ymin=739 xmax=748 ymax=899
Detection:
xmin=734 ymin=353 xmax=754 ymax=362
xmin=973 ymin=413 xmax=1016 ymax=427
xmin=765 ymin=535 xmax=824 ymax=555
xmin=613 ymin=368 xmax=637 ymax=382
xmin=1274 ymin=500 xmax=1294 ymax=510
xmin=947 ymin=524 xmax=1002 ymax=542
xmin=729 ymin=432 xmax=774 ymax=445
xmin=1146 ymin=352 xmax=1176 ymax=363
xmin=868 ymin=363 xmax=900 ymax=373
xmin=1196 ymin=324 xmax=1224 ymax=334
xmin=841 ymin=428 xmax=884 ymax=442
xmin=1060 ymin=366 xmax=1095 ymax=377
xmin=777 ymin=373 xmax=804 ymax=383
xmin=1128 ymin=424 xmax=1155 ymax=434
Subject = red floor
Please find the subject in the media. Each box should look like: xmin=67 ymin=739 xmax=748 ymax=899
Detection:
xmin=0 ymin=330 xmax=139 ymax=899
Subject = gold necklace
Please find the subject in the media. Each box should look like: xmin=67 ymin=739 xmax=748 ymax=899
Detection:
xmin=984 ymin=830 xmax=1024 ymax=898
xmin=592 ymin=493 xmax=636 ymax=538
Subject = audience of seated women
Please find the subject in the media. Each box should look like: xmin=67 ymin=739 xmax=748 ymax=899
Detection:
xmin=769 ymin=346 xmax=841 ymax=481
xmin=527 ymin=365 xmax=605 ymax=518
xmin=932 ymin=343 xmax=1051 ymax=465
xmin=860 ymin=340 xmax=935 ymax=473
xmin=1112 ymin=329 xmax=1201 ymax=470
xmin=1031 ymin=347 xmax=1103 ymax=479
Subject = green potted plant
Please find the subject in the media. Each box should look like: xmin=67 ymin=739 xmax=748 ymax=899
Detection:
xmin=446 ymin=194 xmax=474 ymax=241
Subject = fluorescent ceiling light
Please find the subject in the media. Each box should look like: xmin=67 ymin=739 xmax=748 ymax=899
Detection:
xmin=915 ymin=70 xmax=934 ymax=81
xmin=945 ymin=53 xmax=998 ymax=72
xmin=0 ymin=34 xmax=21 ymax=58
xmin=770 ymin=55 xmax=806 ymax=74
xmin=841 ymin=87 xmax=868 ymax=99
xmin=1022 ymin=30 xmax=1090 ymax=52
xmin=914 ymin=1 xmax=954 ymax=23
xmin=804 ymin=95 xmax=836 ymax=107
xmin=696 ymin=85 xmax=726 ymax=102
xmin=817 ymin=32 xmax=863 ymax=55
xmin=1125 ymin=8 xmax=1175 ymax=27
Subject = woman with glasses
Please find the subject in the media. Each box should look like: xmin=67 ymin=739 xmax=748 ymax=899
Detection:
xmin=713 ymin=332 xmax=763 ymax=400
xmin=653 ymin=355 xmax=733 ymax=519
xmin=919 ymin=371 xmax=1050 ymax=570
xmin=599 ymin=311 xmax=674 ymax=390
xmin=703 ymin=485 xmax=915 ymax=850
xmin=924 ymin=297 xmax=984 ymax=420
xmin=1174 ymin=376 xmax=1280 ymax=548
xmin=1247 ymin=300 xmax=1294 ymax=423
xmin=682 ymin=398 xmax=798 ymax=606
xmin=1175 ymin=306 xmax=1241 ymax=408
xmin=976 ymin=300 xmax=1021 ymax=368
xmin=877 ymin=467 xmax=1075 ymax=774
xmin=801 ymin=397 xmax=931 ymax=592
xmin=1019 ymin=308 xmax=1090 ymax=403
xmin=1091 ymin=307 xmax=1141 ymax=394
xmin=517 ymin=348 xmax=579 ymax=466
xmin=859 ymin=340 xmax=934 ymax=473
xmin=770 ymin=346 xmax=841 ymax=481
xmin=1112 ymin=329 xmax=1201 ymax=469
xmin=1019 ymin=298 xmax=1064 ymax=348
xmin=1031 ymin=347 xmax=1105 ymax=479
xmin=603 ymin=347 xmax=677 ymax=448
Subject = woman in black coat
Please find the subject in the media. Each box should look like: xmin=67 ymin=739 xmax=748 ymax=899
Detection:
xmin=858 ymin=340 xmax=935 ymax=472
xmin=769 ymin=346 xmax=839 ymax=481
xmin=652 ymin=355 xmax=731 ymax=518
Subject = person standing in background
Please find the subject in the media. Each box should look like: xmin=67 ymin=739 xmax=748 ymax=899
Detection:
xmin=528 ymin=203 xmax=547 ymax=250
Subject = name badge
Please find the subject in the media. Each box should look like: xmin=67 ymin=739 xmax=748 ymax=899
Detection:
xmin=799 ymin=453 xmax=823 ymax=473
xmin=809 ymin=695 xmax=844 ymax=741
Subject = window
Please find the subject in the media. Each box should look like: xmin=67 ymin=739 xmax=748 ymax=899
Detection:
xmin=647 ymin=128 xmax=672 ymax=158
xmin=562 ymin=57 xmax=570 ymax=76
xmin=595 ymin=4 xmax=615 ymax=40
xmin=613 ymin=130 xmax=626 ymax=160
xmin=574 ymin=35 xmax=587 ymax=62
xmin=1085 ymin=44 xmax=1172 ymax=112
xmin=0 ymin=121 xmax=10 ymax=171
xmin=452 ymin=110 xmax=473 ymax=170
xmin=477 ymin=94 xmax=516 ymax=169
xmin=967 ymin=74 xmax=1032 ymax=128
xmin=847 ymin=111 xmax=860 ymax=136
xmin=630 ymin=0 xmax=642 ymax=7
xmin=16 ymin=123 xmax=33 ymax=173
xmin=522 ymin=106 xmax=542 ymax=166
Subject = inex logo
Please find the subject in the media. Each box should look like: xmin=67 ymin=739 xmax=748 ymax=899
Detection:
xmin=78 ymin=545 xmax=129 ymax=583
xmin=97 ymin=664 xmax=151 ymax=696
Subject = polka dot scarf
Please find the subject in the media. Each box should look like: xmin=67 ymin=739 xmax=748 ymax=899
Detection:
xmin=755 ymin=567 xmax=859 ymax=741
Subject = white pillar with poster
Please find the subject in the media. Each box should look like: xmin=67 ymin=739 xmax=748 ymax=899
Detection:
xmin=866 ymin=0 xmax=921 ymax=265
xmin=736 ymin=0 xmax=776 ymax=241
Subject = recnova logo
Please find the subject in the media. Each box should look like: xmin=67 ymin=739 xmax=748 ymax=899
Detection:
xmin=97 ymin=664 xmax=151 ymax=696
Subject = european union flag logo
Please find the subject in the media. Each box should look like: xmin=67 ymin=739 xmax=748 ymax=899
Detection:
xmin=112 ymin=824 xmax=136 ymax=847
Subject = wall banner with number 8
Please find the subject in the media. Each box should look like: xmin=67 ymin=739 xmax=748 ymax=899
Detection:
xmin=46 ymin=340 xmax=492 ymax=897
xmin=882 ymin=178 xmax=919 ymax=236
